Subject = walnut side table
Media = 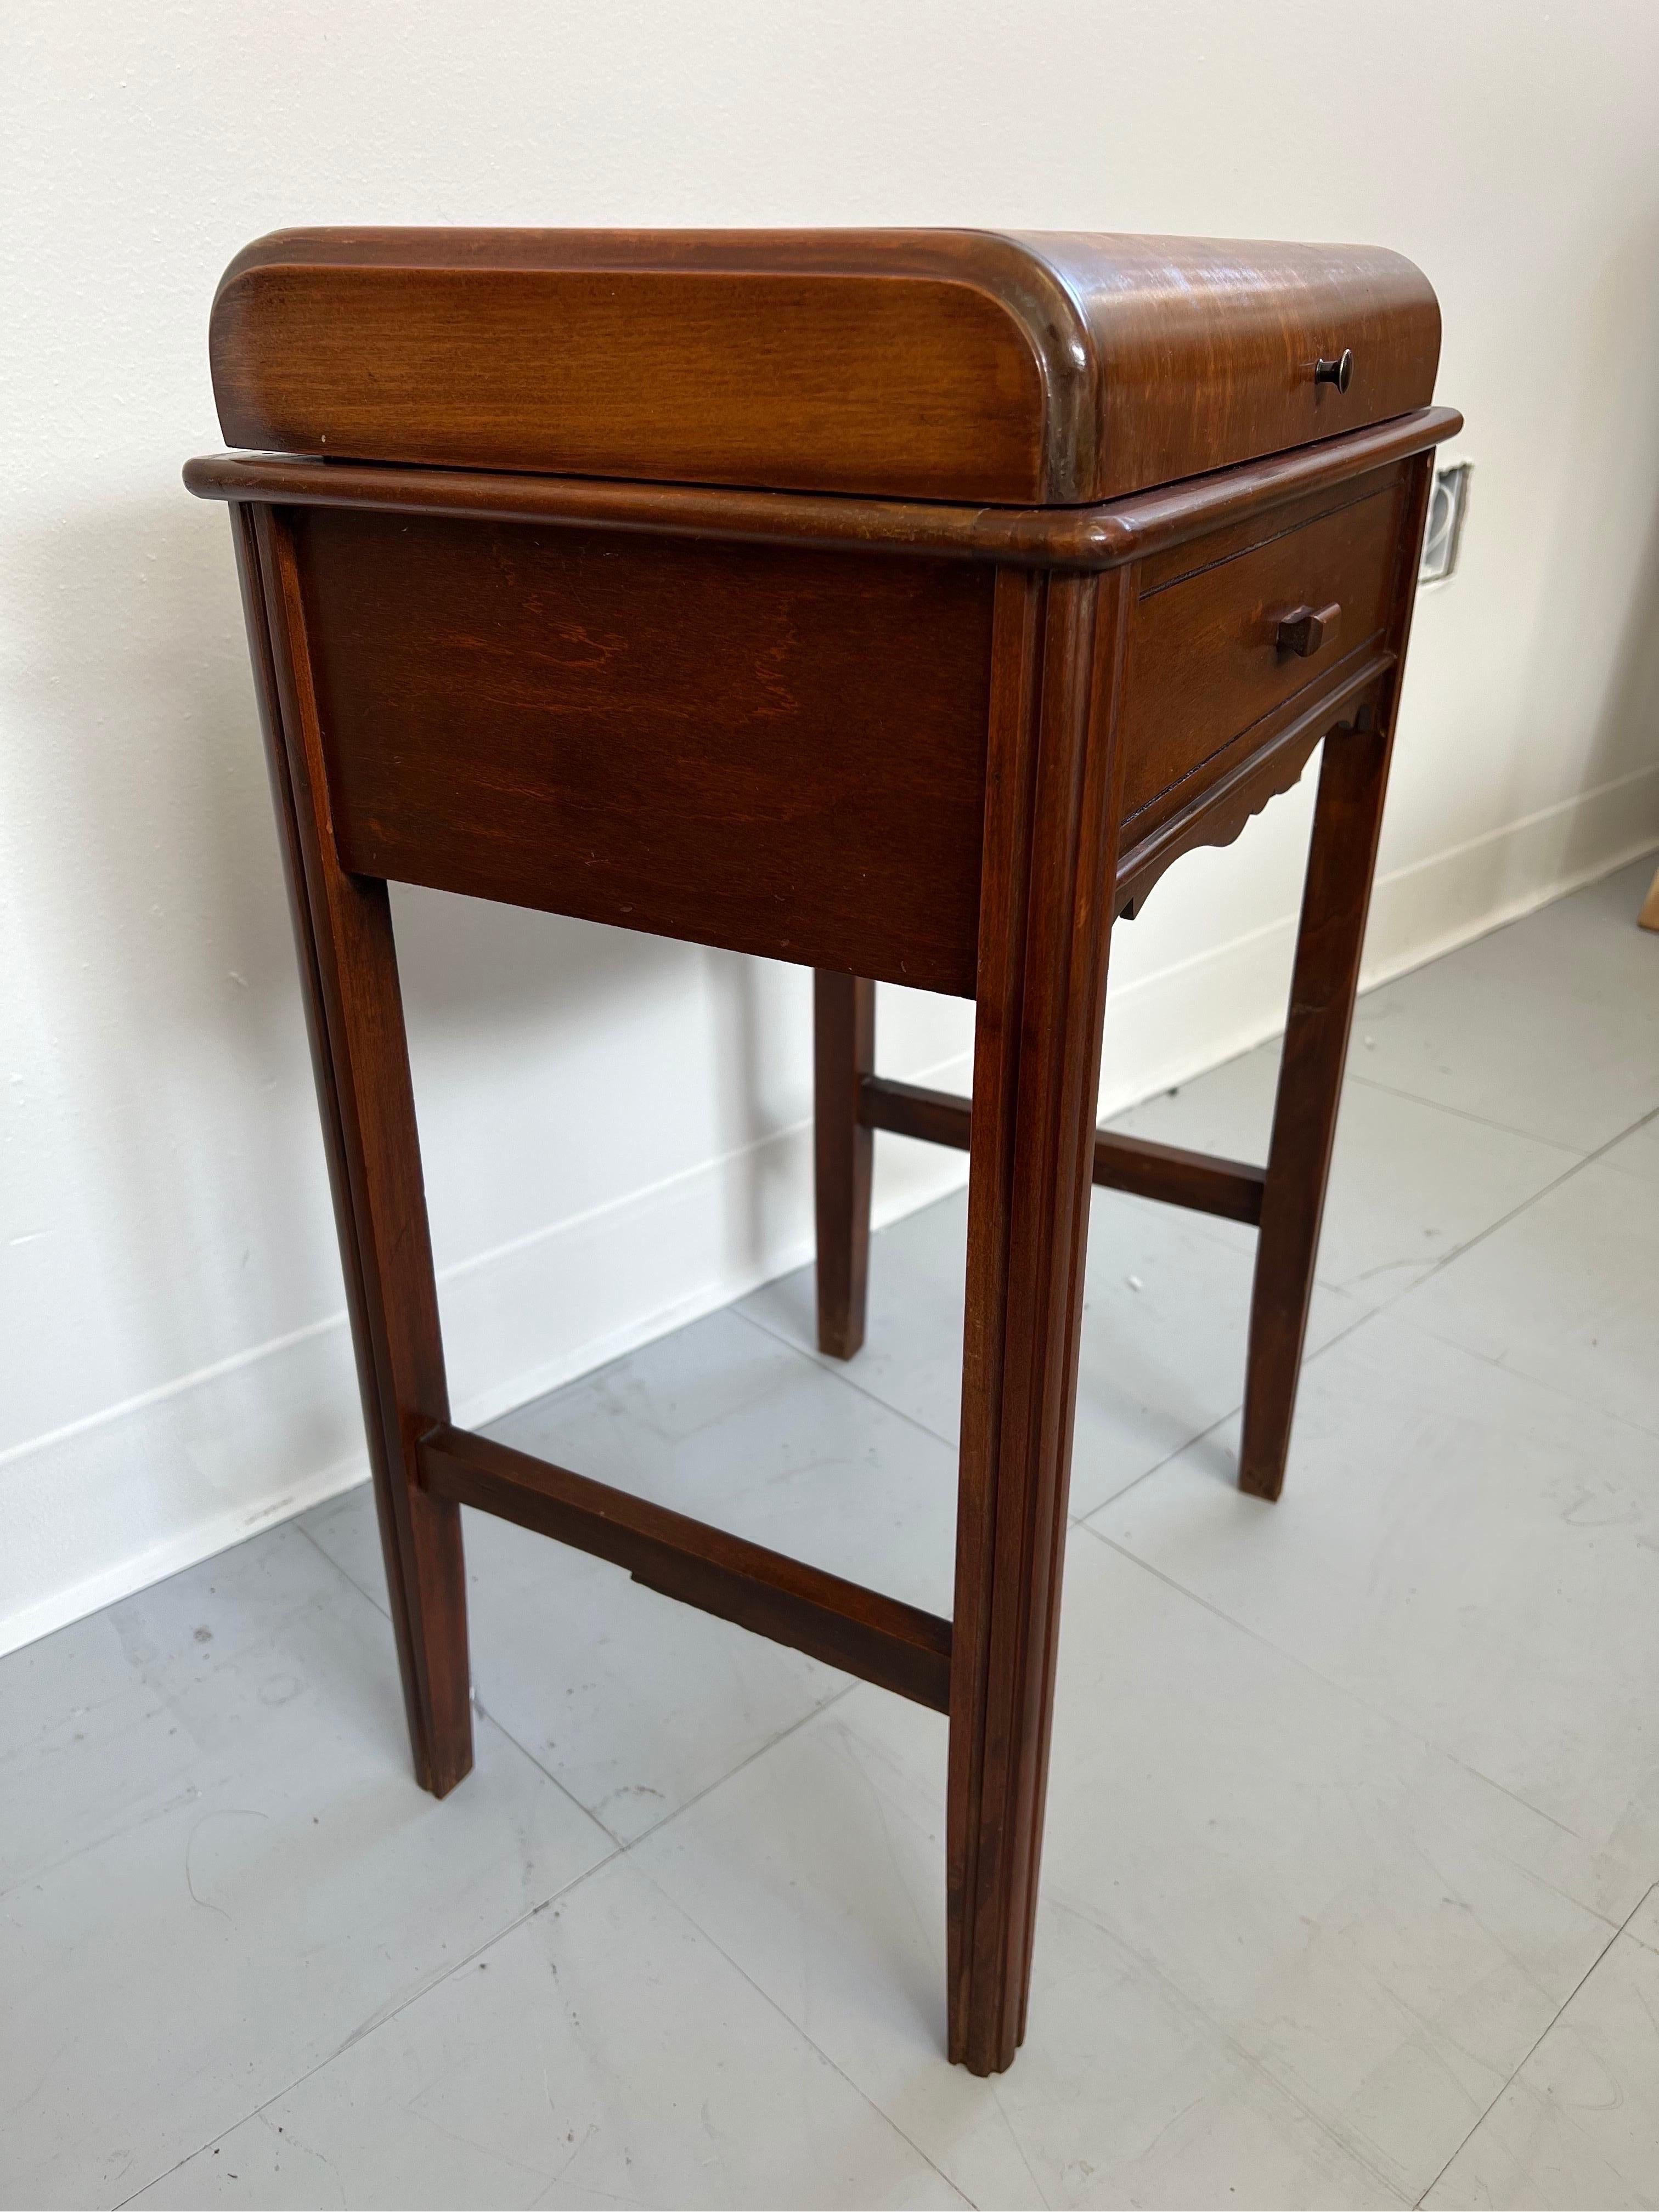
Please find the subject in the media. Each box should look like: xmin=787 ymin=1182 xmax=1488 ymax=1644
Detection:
xmin=187 ymin=228 xmax=1458 ymax=2074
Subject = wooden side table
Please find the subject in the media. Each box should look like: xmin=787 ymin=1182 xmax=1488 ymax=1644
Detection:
xmin=187 ymin=228 xmax=1457 ymax=2074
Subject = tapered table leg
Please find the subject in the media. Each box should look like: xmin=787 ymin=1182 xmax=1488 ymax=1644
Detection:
xmin=1239 ymin=454 xmax=1434 ymax=1504
xmin=947 ymin=567 xmax=1129 ymax=2073
xmin=1238 ymin=715 xmax=1392 ymax=1501
xmin=240 ymin=505 xmax=473 ymax=1796
xmin=814 ymin=970 xmax=876 ymax=1359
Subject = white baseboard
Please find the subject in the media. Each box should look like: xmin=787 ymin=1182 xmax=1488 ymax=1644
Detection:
xmin=4 ymin=768 xmax=1655 ymax=1659
xmin=1098 ymin=762 xmax=1659 ymax=1112
xmin=0 ymin=1097 xmax=970 ymax=1660
xmin=1364 ymin=763 xmax=1659 ymax=982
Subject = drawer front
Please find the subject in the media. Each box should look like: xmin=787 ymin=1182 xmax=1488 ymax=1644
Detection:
xmin=1118 ymin=472 xmax=1408 ymax=825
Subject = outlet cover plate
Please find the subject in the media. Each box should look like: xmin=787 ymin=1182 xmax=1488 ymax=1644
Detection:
xmin=1420 ymin=460 xmax=1472 ymax=586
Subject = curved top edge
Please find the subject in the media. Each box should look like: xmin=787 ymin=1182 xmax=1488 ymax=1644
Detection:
xmin=214 ymin=224 xmax=1425 ymax=285
xmin=210 ymin=230 xmax=1441 ymax=505
xmin=213 ymin=227 xmax=1098 ymax=499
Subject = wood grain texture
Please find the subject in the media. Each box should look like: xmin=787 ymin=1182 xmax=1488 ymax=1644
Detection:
xmin=190 ymin=220 xmax=1457 ymax=2076
xmin=1114 ymin=648 xmax=1394 ymax=917
xmin=247 ymin=507 xmax=472 ymax=1796
xmin=420 ymin=1424 xmax=952 ymax=1712
xmin=229 ymin=506 xmax=445 ymax=1781
xmin=295 ymin=507 xmax=995 ymax=995
xmin=1238 ymin=452 xmax=1437 ymax=1499
xmin=1117 ymin=471 xmax=1406 ymax=819
xmin=1021 ymin=230 xmax=1440 ymax=501
xmin=184 ymin=406 xmax=1463 ymax=570
xmin=949 ymin=564 xmax=1131 ymax=2074
xmin=814 ymin=972 xmax=876 ymax=1359
xmin=211 ymin=227 xmax=1440 ymax=502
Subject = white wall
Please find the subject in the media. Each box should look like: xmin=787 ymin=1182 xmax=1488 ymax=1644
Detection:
xmin=5 ymin=0 xmax=1658 ymax=1655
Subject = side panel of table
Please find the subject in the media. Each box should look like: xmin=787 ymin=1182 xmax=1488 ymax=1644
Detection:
xmin=291 ymin=507 xmax=998 ymax=997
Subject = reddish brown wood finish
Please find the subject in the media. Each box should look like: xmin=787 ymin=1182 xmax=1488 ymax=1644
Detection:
xmin=212 ymin=229 xmax=1439 ymax=504
xmin=1117 ymin=470 xmax=1406 ymax=817
xmin=194 ymin=224 xmax=1453 ymax=2082
xmin=1092 ymin=1129 xmax=1266 ymax=1224
xmin=814 ymin=972 xmax=877 ymax=1358
xmin=296 ymin=508 xmax=993 ymax=995
xmin=858 ymin=1074 xmax=1266 ymax=1225
xmin=949 ymin=566 xmax=1131 ymax=2073
xmin=859 ymin=1073 xmax=978 ymax=1155
xmin=421 ymin=1423 xmax=951 ymax=1710
xmin=1115 ymin=647 xmax=1393 ymax=915
xmin=1237 ymin=452 xmax=1437 ymax=1499
xmin=228 ymin=507 xmax=446 ymax=1780
xmin=184 ymin=406 xmax=1460 ymax=574
xmin=244 ymin=506 xmax=472 ymax=1797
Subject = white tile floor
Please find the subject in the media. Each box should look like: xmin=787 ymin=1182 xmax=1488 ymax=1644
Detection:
xmin=4 ymin=854 xmax=1656 ymax=2211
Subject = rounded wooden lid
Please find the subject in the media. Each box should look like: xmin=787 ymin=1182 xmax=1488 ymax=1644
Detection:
xmin=210 ymin=228 xmax=1441 ymax=506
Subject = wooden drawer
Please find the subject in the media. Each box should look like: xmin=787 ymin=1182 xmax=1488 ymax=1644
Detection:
xmin=1117 ymin=468 xmax=1409 ymax=827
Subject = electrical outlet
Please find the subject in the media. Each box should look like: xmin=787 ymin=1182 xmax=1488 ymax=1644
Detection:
xmin=1420 ymin=460 xmax=1471 ymax=585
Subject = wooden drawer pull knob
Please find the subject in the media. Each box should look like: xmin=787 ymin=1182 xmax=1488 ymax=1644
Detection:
xmin=1276 ymin=601 xmax=1342 ymax=657
xmin=1314 ymin=349 xmax=1353 ymax=391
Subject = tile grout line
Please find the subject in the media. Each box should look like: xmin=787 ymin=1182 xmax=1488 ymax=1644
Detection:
xmin=1364 ymin=1094 xmax=1659 ymax=1434
xmin=1069 ymin=1408 xmax=1240 ymax=1525
xmin=292 ymin=1515 xmax=388 ymax=1615
xmin=288 ymin=1513 xmax=619 ymax=1842
xmin=274 ymin=1064 xmax=1643 ymax=2190
xmin=107 ymin=1681 xmax=923 ymax=2212
xmin=1070 ymin=1285 xmax=1391 ymax=1528
xmin=63 ymin=869 xmax=1659 ymax=2206
xmin=106 ymin=1842 xmax=627 ymax=2212
xmin=733 ymin=1191 xmax=1383 ymax=1526
xmin=293 ymin=1498 xmax=870 ymax=1862
xmin=551 ymin=1673 xmax=862 ymax=1859
xmin=1073 ymin=1517 xmax=1623 ymax=1897
xmin=1342 ymin=1065 xmax=1600 ymax=1151
xmin=1073 ymin=1168 xmax=1657 ymax=1862
xmin=204 ymin=913 xmax=1655 ymax=2202
xmin=1411 ymin=1881 xmax=1659 ymax=2209
xmin=269 ymin=1523 xmax=968 ymax=2204
xmin=1148 ymin=1091 xmax=1659 ymax=1480
xmin=1419 ymin=1095 xmax=1659 ymax=1251
xmin=628 ymin=1852 xmax=983 ymax=2211
xmin=105 ymin=1666 xmax=865 ymax=2209
xmin=1383 ymin=1295 xmax=1659 ymax=1447
xmin=730 ymin=1298 xmax=965 ymax=1453
xmin=1043 ymin=1889 xmax=1409 ymax=2205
